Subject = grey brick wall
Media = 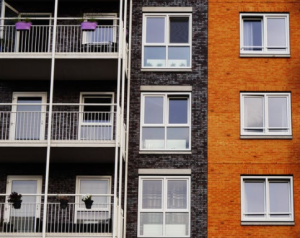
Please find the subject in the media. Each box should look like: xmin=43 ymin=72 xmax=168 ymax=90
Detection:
xmin=127 ymin=0 xmax=208 ymax=238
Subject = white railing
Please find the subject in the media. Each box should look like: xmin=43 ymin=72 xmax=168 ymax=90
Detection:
xmin=0 ymin=104 xmax=116 ymax=142
xmin=0 ymin=24 xmax=119 ymax=54
xmin=0 ymin=194 xmax=114 ymax=235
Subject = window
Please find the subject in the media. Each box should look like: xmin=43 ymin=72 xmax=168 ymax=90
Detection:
xmin=75 ymin=176 xmax=111 ymax=223
xmin=79 ymin=92 xmax=114 ymax=140
xmin=83 ymin=13 xmax=117 ymax=44
xmin=142 ymin=14 xmax=192 ymax=68
xmin=141 ymin=93 xmax=191 ymax=150
xmin=138 ymin=176 xmax=190 ymax=237
xmin=240 ymin=14 xmax=290 ymax=55
xmin=240 ymin=93 xmax=292 ymax=136
xmin=241 ymin=176 xmax=294 ymax=222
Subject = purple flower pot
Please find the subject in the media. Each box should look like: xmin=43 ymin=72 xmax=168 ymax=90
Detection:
xmin=15 ymin=22 xmax=32 ymax=31
xmin=81 ymin=22 xmax=97 ymax=31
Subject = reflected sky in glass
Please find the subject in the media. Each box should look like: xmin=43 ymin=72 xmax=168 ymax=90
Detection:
xmin=144 ymin=47 xmax=166 ymax=67
xmin=267 ymin=18 xmax=286 ymax=47
xmin=146 ymin=17 xmax=165 ymax=43
xmin=144 ymin=97 xmax=164 ymax=124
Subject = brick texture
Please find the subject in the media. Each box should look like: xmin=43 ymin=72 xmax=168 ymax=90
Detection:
xmin=208 ymin=1 xmax=300 ymax=237
xmin=127 ymin=0 xmax=208 ymax=237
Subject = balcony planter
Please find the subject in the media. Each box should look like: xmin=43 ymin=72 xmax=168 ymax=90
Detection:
xmin=82 ymin=194 xmax=93 ymax=209
xmin=15 ymin=22 xmax=32 ymax=31
xmin=81 ymin=22 xmax=97 ymax=31
xmin=57 ymin=196 xmax=69 ymax=210
xmin=8 ymin=192 xmax=22 ymax=210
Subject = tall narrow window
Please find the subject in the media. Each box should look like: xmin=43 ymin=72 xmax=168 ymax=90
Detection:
xmin=143 ymin=14 xmax=191 ymax=68
xmin=139 ymin=177 xmax=190 ymax=237
xmin=141 ymin=93 xmax=191 ymax=150
xmin=240 ymin=93 xmax=291 ymax=136
xmin=240 ymin=14 xmax=289 ymax=55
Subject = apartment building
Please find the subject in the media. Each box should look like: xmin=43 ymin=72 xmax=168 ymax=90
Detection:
xmin=208 ymin=1 xmax=300 ymax=237
xmin=126 ymin=1 xmax=208 ymax=238
xmin=0 ymin=0 xmax=130 ymax=237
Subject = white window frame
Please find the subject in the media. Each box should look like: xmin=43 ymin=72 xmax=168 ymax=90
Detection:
xmin=240 ymin=92 xmax=292 ymax=136
xmin=10 ymin=92 xmax=47 ymax=141
xmin=240 ymin=13 xmax=290 ymax=56
xmin=140 ymin=92 xmax=191 ymax=151
xmin=79 ymin=92 xmax=114 ymax=141
xmin=82 ymin=13 xmax=117 ymax=45
xmin=142 ymin=13 xmax=192 ymax=69
xmin=138 ymin=176 xmax=191 ymax=237
xmin=5 ymin=175 xmax=43 ymax=223
xmin=241 ymin=176 xmax=294 ymax=222
xmin=75 ymin=176 xmax=112 ymax=223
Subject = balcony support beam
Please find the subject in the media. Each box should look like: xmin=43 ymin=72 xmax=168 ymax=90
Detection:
xmin=42 ymin=0 xmax=58 ymax=237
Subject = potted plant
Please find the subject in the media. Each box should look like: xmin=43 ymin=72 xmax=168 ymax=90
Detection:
xmin=8 ymin=192 xmax=22 ymax=209
xmin=82 ymin=194 xmax=93 ymax=209
xmin=79 ymin=17 xmax=98 ymax=31
xmin=57 ymin=196 xmax=69 ymax=210
xmin=14 ymin=18 xmax=32 ymax=31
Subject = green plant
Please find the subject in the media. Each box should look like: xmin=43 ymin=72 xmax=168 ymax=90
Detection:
xmin=8 ymin=192 xmax=22 ymax=203
xmin=82 ymin=194 xmax=92 ymax=202
xmin=57 ymin=196 xmax=69 ymax=202
xmin=78 ymin=17 xmax=98 ymax=24
xmin=13 ymin=17 xmax=32 ymax=23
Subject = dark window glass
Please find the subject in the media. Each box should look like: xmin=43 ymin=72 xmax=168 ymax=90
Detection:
xmin=170 ymin=17 xmax=189 ymax=43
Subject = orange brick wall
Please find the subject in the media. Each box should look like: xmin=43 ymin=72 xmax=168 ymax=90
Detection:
xmin=208 ymin=1 xmax=300 ymax=237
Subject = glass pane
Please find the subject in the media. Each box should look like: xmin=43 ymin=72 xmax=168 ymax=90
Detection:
xmin=269 ymin=181 xmax=290 ymax=213
xmin=170 ymin=17 xmax=189 ymax=43
xmin=244 ymin=97 xmax=264 ymax=132
xmin=267 ymin=18 xmax=286 ymax=49
xmin=16 ymin=97 xmax=43 ymax=140
xmin=168 ymin=47 xmax=190 ymax=67
xmin=83 ymin=97 xmax=112 ymax=123
xmin=144 ymin=47 xmax=166 ymax=67
xmin=244 ymin=181 xmax=265 ymax=213
xmin=144 ymin=97 xmax=164 ymax=124
xmin=142 ymin=180 xmax=162 ymax=209
xmin=142 ymin=127 xmax=165 ymax=149
xmin=268 ymin=97 xmax=288 ymax=128
xmin=166 ymin=128 xmax=189 ymax=149
xmin=165 ymin=213 xmax=189 ymax=236
xmin=167 ymin=180 xmax=187 ymax=209
xmin=169 ymin=97 xmax=188 ymax=124
xmin=146 ymin=17 xmax=165 ymax=43
xmin=140 ymin=213 xmax=163 ymax=236
xmin=80 ymin=180 xmax=109 ymax=209
xmin=243 ymin=20 xmax=262 ymax=51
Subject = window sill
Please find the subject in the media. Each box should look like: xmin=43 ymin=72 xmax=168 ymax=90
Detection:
xmin=241 ymin=221 xmax=295 ymax=226
xmin=240 ymin=54 xmax=290 ymax=58
xmin=240 ymin=135 xmax=292 ymax=139
xmin=139 ymin=151 xmax=192 ymax=154
xmin=141 ymin=68 xmax=192 ymax=72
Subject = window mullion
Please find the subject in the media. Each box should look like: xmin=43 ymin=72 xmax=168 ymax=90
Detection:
xmin=164 ymin=95 xmax=168 ymax=149
xmin=266 ymin=178 xmax=269 ymax=220
xmin=166 ymin=16 xmax=169 ymax=67
xmin=263 ymin=16 xmax=267 ymax=52
xmin=163 ymin=178 xmax=167 ymax=236
xmin=264 ymin=95 xmax=268 ymax=134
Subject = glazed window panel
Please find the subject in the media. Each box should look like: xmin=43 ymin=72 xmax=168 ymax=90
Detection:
xmin=240 ymin=93 xmax=291 ymax=136
xmin=240 ymin=14 xmax=289 ymax=55
xmin=141 ymin=93 xmax=191 ymax=150
xmin=143 ymin=14 xmax=192 ymax=68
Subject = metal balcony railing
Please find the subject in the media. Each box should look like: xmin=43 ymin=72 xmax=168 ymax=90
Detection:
xmin=0 ymin=23 xmax=119 ymax=54
xmin=0 ymin=104 xmax=118 ymax=142
xmin=0 ymin=194 xmax=118 ymax=236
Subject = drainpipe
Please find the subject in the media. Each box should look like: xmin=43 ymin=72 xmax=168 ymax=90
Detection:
xmin=42 ymin=0 xmax=58 ymax=237
xmin=123 ymin=0 xmax=132 ymax=237
xmin=0 ymin=0 xmax=5 ymax=39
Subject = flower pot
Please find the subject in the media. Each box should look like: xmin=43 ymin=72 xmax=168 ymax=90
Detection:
xmin=60 ymin=200 xmax=68 ymax=210
xmin=15 ymin=22 xmax=32 ymax=31
xmin=12 ymin=200 xmax=22 ymax=209
xmin=84 ymin=200 xmax=93 ymax=209
xmin=81 ymin=22 xmax=97 ymax=31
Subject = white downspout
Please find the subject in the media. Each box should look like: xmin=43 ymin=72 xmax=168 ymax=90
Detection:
xmin=0 ymin=0 xmax=5 ymax=39
xmin=42 ymin=0 xmax=58 ymax=237
xmin=123 ymin=0 xmax=132 ymax=237
xmin=113 ymin=0 xmax=124 ymax=237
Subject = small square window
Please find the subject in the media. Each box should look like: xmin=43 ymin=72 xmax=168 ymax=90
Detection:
xmin=143 ymin=14 xmax=191 ymax=68
xmin=240 ymin=93 xmax=292 ymax=136
xmin=241 ymin=176 xmax=294 ymax=222
xmin=139 ymin=176 xmax=190 ymax=237
xmin=240 ymin=14 xmax=290 ymax=56
xmin=141 ymin=93 xmax=191 ymax=150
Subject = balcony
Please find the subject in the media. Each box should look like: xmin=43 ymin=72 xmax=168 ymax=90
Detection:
xmin=0 ymin=103 xmax=123 ymax=147
xmin=0 ymin=21 xmax=120 ymax=58
xmin=0 ymin=194 xmax=122 ymax=238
